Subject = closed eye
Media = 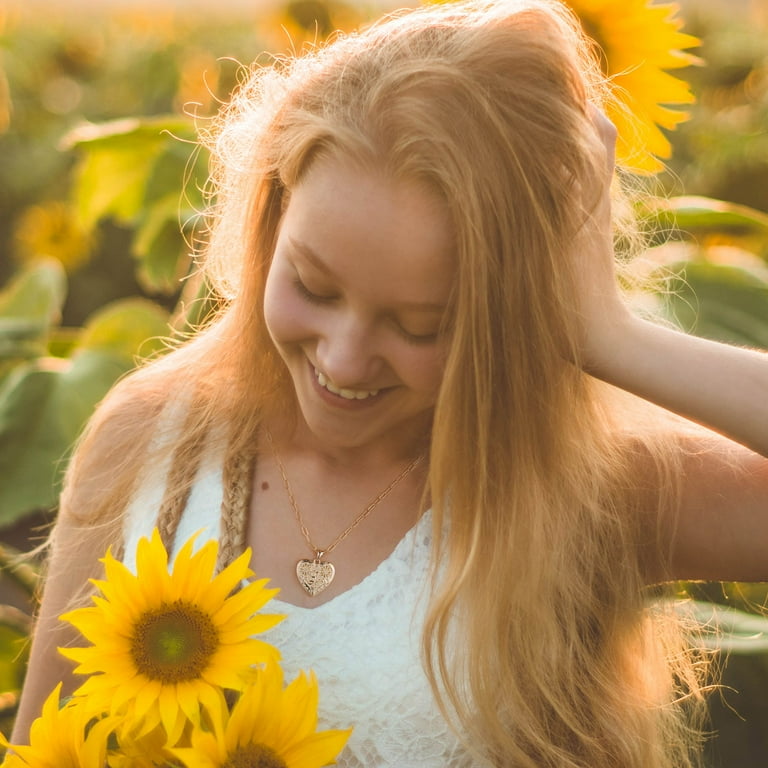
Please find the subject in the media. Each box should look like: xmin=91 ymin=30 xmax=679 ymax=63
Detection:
xmin=392 ymin=322 xmax=440 ymax=345
xmin=293 ymin=276 xmax=336 ymax=304
xmin=293 ymin=268 xmax=442 ymax=344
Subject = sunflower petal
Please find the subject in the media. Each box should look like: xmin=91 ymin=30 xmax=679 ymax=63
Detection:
xmin=571 ymin=0 xmax=699 ymax=173
xmin=284 ymin=729 xmax=354 ymax=768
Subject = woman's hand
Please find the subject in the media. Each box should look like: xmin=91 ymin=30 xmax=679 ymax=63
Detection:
xmin=571 ymin=110 xmax=768 ymax=584
xmin=569 ymin=106 xmax=635 ymax=376
xmin=572 ymin=110 xmax=768 ymax=460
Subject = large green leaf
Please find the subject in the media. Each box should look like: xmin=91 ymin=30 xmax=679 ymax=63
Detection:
xmin=663 ymin=261 xmax=768 ymax=349
xmin=77 ymin=297 xmax=170 ymax=360
xmin=0 ymin=259 xmax=66 ymax=324
xmin=0 ymin=320 xmax=48 ymax=366
xmin=68 ymin=120 xmax=169 ymax=230
xmin=132 ymin=193 xmax=191 ymax=293
xmin=142 ymin=134 xmax=207 ymax=213
xmin=643 ymin=196 xmax=768 ymax=260
xmin=0 ymin=260 xmax=66 ymax=363
xmin=0 ymin=298 xmax=170 ymax=526
xmin=132 ymin=133 xmax=206 ymax=294
xmin=65 ymin=116 xmax=203 ymax=294
xmin=0 ymin=356 xmax=116 ymax=523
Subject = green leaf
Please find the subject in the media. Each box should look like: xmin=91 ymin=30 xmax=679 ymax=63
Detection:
xmin=46 ymin=327 xmax=81 ymax=359
xmin=143 ymin=135 xmax=206 ymax=211
xmin=63 ymin=116 xmax=196 ymax=152
xmin=0 ymin=259 xmax=66 ymax=328
xmin=0 ymin=299 xmax=170 ymax=524
xmin=663 ymin=261 xmax=768 ymax=349
xmin=65 ymin=117 xmax=203 ymax=293
xmin=72 ymin=134 xmax=165 ymax=230
xmin=0 ymin=260 xmax=67 ymax=375
xmin=642 ymin=196 xmax=768 ymax=259
xmin=664 ymin=196 xmax=768 ymax=235
xmin=171 ymin=272 xmax=223 ymax=336
xmin=0 ymin=356 xmax=123 ymax=523
xmin=0 ymin=320 xmax=49 ymax=362
xmin=133 ymin=194 xmax=190 ymax=294
xmin=65 ymin=116 xmax=196 ymax=232
xmin=0 ymin=624 xmax=28 ymax=694
xmin=132 ymin=133 xmax=206 ymax=294
xmin=684 ymin=601 xmax=768 ymax=654
xmin=77 ymin=297 xmax=170 ymax=361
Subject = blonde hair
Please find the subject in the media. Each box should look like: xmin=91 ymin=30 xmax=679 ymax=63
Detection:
xmin=63 ymin=1 xmax=710 ymax=765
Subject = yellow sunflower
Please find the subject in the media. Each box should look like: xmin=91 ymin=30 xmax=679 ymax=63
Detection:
xmin=567 ymin=0 xmax=701 ymax=173
xmin=257 ymin=1 xmax=365 ymax=54
xmin=169 ymin=663 xmax=351 ymax=768
xmin=13 ymin=201 xmax=94 ymax=272
xmin=0 ymin=684 xmax=115 ymax=768
xmin=107 ymin=721 xmax=177 ymax=768
xmin=59 ymin=529 xmax=284 ymax=746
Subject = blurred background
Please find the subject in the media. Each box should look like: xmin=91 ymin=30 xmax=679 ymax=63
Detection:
xmin=0 ymin=0 xmax=767 ymax=764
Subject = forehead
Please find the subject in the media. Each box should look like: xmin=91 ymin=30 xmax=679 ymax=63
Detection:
xmin=278 ymin=157 xmax=455 ymax=303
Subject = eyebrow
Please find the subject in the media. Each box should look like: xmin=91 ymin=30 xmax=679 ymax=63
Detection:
xmin=288 ymin=237 xmax=448 ymax=313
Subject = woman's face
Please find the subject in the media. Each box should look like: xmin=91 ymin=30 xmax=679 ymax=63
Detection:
xmin=263 ymin=156 xmax=455 ymax=453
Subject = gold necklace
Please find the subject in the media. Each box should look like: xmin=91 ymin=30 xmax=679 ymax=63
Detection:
xmin=267 ymin=432 xmax=424 ymax=597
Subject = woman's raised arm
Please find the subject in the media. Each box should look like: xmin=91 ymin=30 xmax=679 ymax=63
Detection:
xmin=577 ymin=111 xmax=768 ymax=582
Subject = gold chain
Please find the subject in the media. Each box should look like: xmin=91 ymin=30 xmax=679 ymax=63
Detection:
xmin=266 ymin=431 xmax=424 ymax=557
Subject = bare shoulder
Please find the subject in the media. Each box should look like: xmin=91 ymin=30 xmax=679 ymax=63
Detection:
xmin=641 ymin=432 xmax=768 ymax=584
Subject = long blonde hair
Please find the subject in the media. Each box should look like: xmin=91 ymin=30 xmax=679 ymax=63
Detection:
xmin=64 ymin=1 xmax=710 ymax=765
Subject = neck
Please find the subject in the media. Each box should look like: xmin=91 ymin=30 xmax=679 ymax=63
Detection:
xmin=261 ymin=410 xmax=430 ymax=472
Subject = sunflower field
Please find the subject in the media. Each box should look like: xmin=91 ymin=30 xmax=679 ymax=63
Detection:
xmin=0 ymin=0 xmax=767 ymax=765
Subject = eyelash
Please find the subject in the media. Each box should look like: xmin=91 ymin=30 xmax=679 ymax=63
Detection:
xmin=396 ymin=326 xmax=439 ymax=345
xmin=293 ymin=276 xmax=439 ymax=345
xmin=293 ymin=276 xmax=335 ymax=304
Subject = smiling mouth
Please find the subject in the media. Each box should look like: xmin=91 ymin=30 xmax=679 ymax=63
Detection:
xmin=313 ymin=367 xmax=380 ymax=400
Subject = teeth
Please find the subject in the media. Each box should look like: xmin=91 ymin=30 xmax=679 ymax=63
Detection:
xmin=315 ymin=368 xmax=379 ymax=400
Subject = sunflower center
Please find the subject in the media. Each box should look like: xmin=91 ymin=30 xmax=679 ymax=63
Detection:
xmin=130 ymin=600 xmax=219 ymax=683
xmin=222 ymin=743 xmax=288 ymax=768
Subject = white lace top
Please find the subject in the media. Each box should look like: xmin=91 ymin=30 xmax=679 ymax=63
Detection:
xmin=122 ymin=441 xmax=483 ymax=767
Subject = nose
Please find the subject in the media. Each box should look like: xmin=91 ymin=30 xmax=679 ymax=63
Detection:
xmin=314 ymin=315 xmax=382 ymax=388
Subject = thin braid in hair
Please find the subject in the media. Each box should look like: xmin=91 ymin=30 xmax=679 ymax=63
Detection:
xmin=155 ymin=417 xmax=207 ymax=556
xmin=217 ymin=447 xmax=255 ymax=572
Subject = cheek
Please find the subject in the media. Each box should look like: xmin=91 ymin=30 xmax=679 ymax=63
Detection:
xmin=263 ymin=269 xmax=310 ymax=345
xmin=425 ymin=358 xmax=446 ymax=395
xmin=399 ymin=347 xmax=446 ymax=396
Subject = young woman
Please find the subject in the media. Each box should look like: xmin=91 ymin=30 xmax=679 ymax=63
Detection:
xmin=12 ymin=1 xmax=768 ymax=766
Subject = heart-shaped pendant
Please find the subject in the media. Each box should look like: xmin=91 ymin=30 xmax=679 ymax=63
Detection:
xmin=296 ymin=558 xmax=336 ymax=596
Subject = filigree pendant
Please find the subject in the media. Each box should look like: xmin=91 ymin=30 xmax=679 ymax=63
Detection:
xmin=296 ymin=555 xmax=335 ymax=596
